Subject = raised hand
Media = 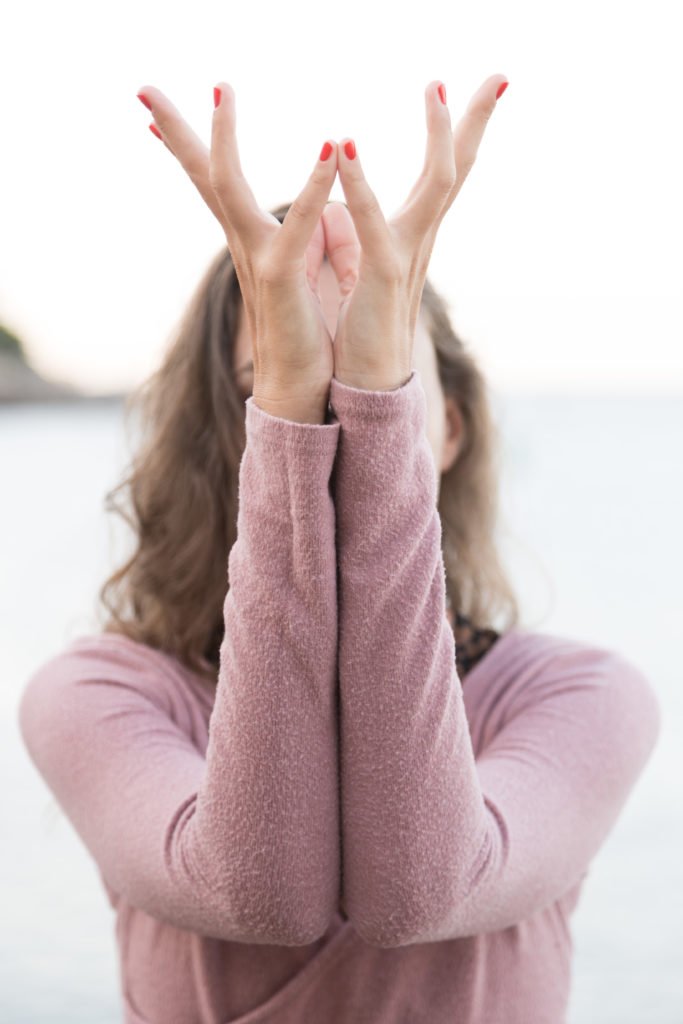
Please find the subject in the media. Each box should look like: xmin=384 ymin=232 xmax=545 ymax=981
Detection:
xmin=322 ymin=75 xmax=508 ymax=391
xmin=136 ymin=83 xmax=339 ymax=424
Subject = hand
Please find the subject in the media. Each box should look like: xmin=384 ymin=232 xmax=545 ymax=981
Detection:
xmin=136 ymin=84 xmax=339 ymax=424
xmin=321 ymin=75 xmax=508 ymax=391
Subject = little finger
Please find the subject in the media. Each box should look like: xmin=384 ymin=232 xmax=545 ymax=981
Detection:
xmin=449 ymin=74 xmax=508 ymax=203
xmin=136 ymin=85 xmax=222 ymax=221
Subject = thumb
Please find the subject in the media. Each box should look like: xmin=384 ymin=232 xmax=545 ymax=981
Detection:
xmin=304 ymin=217 xmax=326 ymax=291
xmin=321 ymin=202 xmax=360 ymax=297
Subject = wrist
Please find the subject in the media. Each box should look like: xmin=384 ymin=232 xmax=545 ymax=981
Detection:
xmin=252 ymin=371 xmax=331 ymax=425
xmin=332 ymin=370 xmax=412 ymax=393
xmin=252 ymin=396 xmax=327 ymax=425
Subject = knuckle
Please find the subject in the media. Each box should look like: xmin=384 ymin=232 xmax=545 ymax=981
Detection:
xmin=356 ymin=190 xmax=381 ymax=220
xmin=309 ymin=165 xmax=330 ymax=190
xmin=470 ymin=102 xmax=494 ymax=131
xmin=376 ymin=255 xmax=402 ymax=285
xmin=285 ymin=199 xmax=309 ymax=224
xmin=432 ymin=164 xmax=457 ymax=197
xmin=454 ymin=145 xmax=477 ymax=180
xmin=208 ymin=160 xmax=223 ymax=193
xmin=259 ymin=256 xmax=287 ymax=288
xmin=458 ymin=155 xmax=476 ymax=179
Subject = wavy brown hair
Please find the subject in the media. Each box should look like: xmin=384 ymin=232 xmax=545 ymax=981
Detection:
xmin=97 ymin=205 xmax=519 ymax=682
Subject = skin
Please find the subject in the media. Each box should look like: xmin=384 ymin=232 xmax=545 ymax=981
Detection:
xmin=136 ymin=74 xmax=506 ymax=427
xmin=136 ymin=80 xmax=505 ymax=912
xmin=232 ymin=256 xmax=465 ymax=479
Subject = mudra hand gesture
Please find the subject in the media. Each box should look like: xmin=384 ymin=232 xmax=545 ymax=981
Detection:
xmin=137 ymin=75 xmax=508 ymax=423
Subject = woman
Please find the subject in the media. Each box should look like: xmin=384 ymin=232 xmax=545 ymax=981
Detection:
xmin=20 ymin=77 xmax=659 ymax=1022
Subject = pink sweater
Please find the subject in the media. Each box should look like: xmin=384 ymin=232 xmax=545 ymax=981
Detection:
xmin=19 ymin=371 xmax=660 ymax=1023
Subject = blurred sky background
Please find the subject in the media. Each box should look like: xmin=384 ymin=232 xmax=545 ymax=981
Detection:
xmin=1 ymin=4 xmax=683 ymax=1019
xmin=2 ymin=2 xmax=683 ymax=1022
xmin=1 ymin=0 xmax=681 ymax=396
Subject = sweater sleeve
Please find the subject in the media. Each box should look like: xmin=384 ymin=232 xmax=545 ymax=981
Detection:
xmin=329 ymin=370 xmax=660 ymax=948
xmin=19 ymin=398 xmax=341 ymax=946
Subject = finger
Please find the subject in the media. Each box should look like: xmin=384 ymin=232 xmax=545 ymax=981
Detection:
xmin=137 ymin=85 xmax=222 ymax=222
xmin=273 ymin=141 xmax=339 ymax=261
xmin=450 ymin=74 xmax=507 ymax=200
xmin=336 ymin=139 xmax=393 ymax=269
xmin=210 ymin=83 xmax=266 ymax=240
xmin=321 ymin=202 xmax=360 ymax=297
xmin=304 ymin=216 xmax=326 ymax=291
xmin=395 ymin=80 xmax=456 ymax=238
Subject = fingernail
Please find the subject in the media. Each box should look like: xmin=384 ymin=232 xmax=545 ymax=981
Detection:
xmin=137 ymin=93 xmax=152 ymax=111
xmin=214 ymin=87 xmax=222 ymax=108
xmin=438 ymin=83 xmax=447 ymax=105
xmin=149 ymin=123 xmax=162 ymax=141
xmin=319 ymin=141 xmax=333 ymax=162
xmin=496 ymin=81 xmax=509 ymax=100
xmin=344 ymin=140 xmax=356 ymax=161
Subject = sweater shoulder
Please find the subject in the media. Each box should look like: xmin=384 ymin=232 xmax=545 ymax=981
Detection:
xmin=468 ymin=628 xmax=661 ymax=760
xmin=18 ymin=633 xmax=209 ymax=760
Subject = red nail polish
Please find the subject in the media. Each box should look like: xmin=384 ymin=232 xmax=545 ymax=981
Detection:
xmin=149 ymin=123 xmax=162 ymax=140
xmin=344 ymin=140 xmax=356 ymax=160
xmin=214 ymin=87 xmax=222 ymax=108
xmin=319 ymin=141 xmax=333 ymax=162
xmin=438 ymin=83 xmax=447 ymax=105
xmin=496 ymin=81 xmax=509 ymax=100
xmin=137 ymin=93 xmax=152 ymax=111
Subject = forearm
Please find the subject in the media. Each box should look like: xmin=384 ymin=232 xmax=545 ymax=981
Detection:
xmin=331 ymin=371 xmax=490 ymax=947
xmin=19 ymin=400 xmax=341 ymax=947
xmin=188 ymin=397 xmax=341 ymax=943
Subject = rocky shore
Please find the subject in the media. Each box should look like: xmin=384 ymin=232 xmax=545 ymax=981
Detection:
xmin=0 ymin=325 xmax=126 ymax=403
xmin=0 ymin=350 xmax=84 ymax=402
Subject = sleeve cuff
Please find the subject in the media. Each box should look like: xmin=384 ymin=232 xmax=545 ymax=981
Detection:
xmin=329 ymin=370 xmax=425 ymax=425
xmin=245 ymin=396 xmax=340 ymax=456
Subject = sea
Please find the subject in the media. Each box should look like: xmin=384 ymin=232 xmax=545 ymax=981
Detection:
xmin=1 ymin=392 xmax=681 ymax=1023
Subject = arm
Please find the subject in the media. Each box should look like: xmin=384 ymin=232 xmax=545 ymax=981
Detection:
xmin=20 ymin=82 xmax=347 ymax=944
xmin=330 ymin=369 xmax=660 ymax=947
xmin=20 ymin=399 xmax=341 ymax=945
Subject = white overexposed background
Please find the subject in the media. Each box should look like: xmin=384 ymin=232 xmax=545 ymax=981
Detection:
xmin=2 ymin=1 xmax=682 ymax=1022
xmin=1 ymin=0 xmax=681 ymax=396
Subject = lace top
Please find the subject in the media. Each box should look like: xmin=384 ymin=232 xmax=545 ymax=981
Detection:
xmin=445 ymin=595 xmax=501 ymax=681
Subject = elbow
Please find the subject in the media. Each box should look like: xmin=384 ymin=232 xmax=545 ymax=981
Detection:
xmin=345 ymin=881 xmax=481 ymax=948
xmin=350 ymin=917 xmax=426 ymax=949
xmin=345 ymin=902 xmax=434 ymax=949
xmin=223 ymin=898 xmax=335 ymax=947
xmin=263 ymin=909 xmax=334 ymax=947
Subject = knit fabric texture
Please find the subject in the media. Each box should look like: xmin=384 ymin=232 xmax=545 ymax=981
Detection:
xmin=19 ymin=370 xmax=660 ymax=1023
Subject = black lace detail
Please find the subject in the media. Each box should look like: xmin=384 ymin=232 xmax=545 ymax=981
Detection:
xmin=453 ymin=612 xmax=500 ymax=680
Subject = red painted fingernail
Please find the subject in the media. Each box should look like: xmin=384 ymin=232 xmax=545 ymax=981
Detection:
xmin=149 ymin=123 xmax=162 ymax=140
xmin=214 ymin=87 xmax=222 ymax=108
xmin=496 ymin=81 xmax=509 ymax=100
xmin=438 ymin=83 xmax=447 ymax=105
xmin=344 ymin=140 xmax=356 ymax=160
xmin=137 ymin=93 xmax=152 ymax=111
xmin=319 ymin=141 xmax=333 ymax=162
